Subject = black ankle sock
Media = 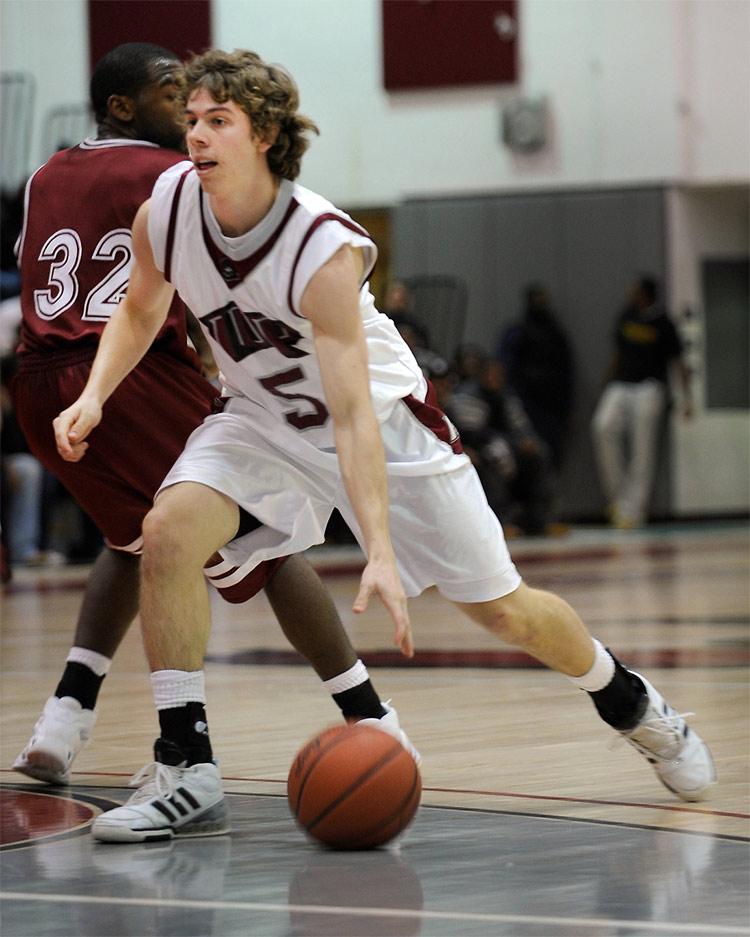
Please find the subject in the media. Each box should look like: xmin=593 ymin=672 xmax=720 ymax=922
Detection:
xmin=589 ymin=654 xmax=648 ymax=730
xmin=54 ymin=662 xmax=104 ymax=711
xmin=332 ymin=680 xmax=386 ymax=720
xmin=157 ymin=702 xmax=213 ymax=766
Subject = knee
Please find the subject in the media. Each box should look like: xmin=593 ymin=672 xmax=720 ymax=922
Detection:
xmin=141 ymin=498 xmax=196 ymax=570
xmin=466 ymin=594 xmax=532 ymax=646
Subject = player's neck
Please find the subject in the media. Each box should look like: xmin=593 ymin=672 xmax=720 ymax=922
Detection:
xmin=96 ymin=117 xmax=138 ymax=142
xmin=209 ymin=173 xmax=281 ymax=238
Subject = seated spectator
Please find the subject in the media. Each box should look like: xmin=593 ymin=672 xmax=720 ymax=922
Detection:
xmin=382 ymin=279 xmax=436 ymax=365
xmin=1 ymin=349 xmax=45 ymax=564
xmin=1 ymin=185 xmax=24 ymax=301
xmin=452 ymin=342 xmax=487 ymax=392
xmin=438 ymin=349 xmax=556 ymax=536
xmin=1 ymin=339 xmax=98 ymax=566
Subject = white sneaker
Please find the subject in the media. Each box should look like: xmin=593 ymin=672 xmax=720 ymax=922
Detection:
xmin=13 ymin=696 xmax=96 ymax=784
xmin=91 ymin=739 xmax=230 ymax=843
xmin=620 ymin=673 xmax=717 ymax=802
xmin=357 ymin=701 xmax=422 ymax=766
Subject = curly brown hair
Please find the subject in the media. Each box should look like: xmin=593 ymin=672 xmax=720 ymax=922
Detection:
xmin=180 ymin=49 xmax=319 ymax=180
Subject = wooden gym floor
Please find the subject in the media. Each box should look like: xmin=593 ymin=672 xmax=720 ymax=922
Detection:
xmin=1 ymin=520 xmax=748 ymax=936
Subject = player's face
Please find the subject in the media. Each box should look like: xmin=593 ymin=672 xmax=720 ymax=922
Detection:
xmin=133 ymin=60 xmax=187 ymax=152
xmin=185 ymin=88 xmax=270 ymax=191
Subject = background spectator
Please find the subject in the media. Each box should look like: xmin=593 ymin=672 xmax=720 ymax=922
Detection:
xmin=591 ymin=275 xmax=692 ymax=529
xmin=438 ymin=348 xmax=555 ymax=536
xmin=497 ymin=284 xmax=575 ymax=471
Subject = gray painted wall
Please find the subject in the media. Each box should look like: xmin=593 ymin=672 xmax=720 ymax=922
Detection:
xmin=392 ymin=187 xmax=670 ymax=521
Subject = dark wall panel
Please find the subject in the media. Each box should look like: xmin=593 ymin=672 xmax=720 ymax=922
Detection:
xmin=393 ymin=187 xmax=670 ymax=520
xmin=703 ymin=258 xmax=750 ymax=409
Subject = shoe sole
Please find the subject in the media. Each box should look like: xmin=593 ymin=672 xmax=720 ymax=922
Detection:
xmin=13 ymin=754 xmax=69 ymax=785
xmin=91 ymin=801 xmax=230 ymax=843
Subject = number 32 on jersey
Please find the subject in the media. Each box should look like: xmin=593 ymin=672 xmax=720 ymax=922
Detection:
xmin=33 ymin=227 xmax=132 ymax=322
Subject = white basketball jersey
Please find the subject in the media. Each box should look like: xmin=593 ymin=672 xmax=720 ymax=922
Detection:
xmin=148 ymin=164 xmax=425 ymax=452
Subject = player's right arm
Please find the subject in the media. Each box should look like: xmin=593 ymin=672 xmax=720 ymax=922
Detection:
xmin=53 ymin=199 xmax=175 ymax=462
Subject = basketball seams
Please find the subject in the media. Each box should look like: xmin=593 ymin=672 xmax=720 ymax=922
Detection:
xmin=326 ymin=761 xmax=421 ymax=849
xmin=303 ymin=738 xmax=405 ymax=833
xmin=287 ymin=725 xmax=351 ymax=814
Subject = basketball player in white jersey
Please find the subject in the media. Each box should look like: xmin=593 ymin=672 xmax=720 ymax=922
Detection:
xmin=11 ymin=43 xmax=408 ymax=795
xmin=54 ymin=49 xmax=715 ymax=843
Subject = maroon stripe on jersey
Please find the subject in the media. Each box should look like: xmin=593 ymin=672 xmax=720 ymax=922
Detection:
xmin=199 ymin=191 xmax=299 ymax=287
xmin=164 ymin=168 xmax=192 ymax=284
xmin=403 ymin=381 xmax=463 ymax=454
xmin=287 ymin=213 xmax=376 ymax=317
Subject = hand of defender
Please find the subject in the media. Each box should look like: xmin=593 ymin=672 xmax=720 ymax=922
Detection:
xmin=53 ymin=398 xmax=102 ymax=462
xmin=353 ymin=556 xmax=414 ymax=658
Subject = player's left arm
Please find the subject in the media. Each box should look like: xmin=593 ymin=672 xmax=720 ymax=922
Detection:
xmin=301 ymin=244 xmax=413 ymax=657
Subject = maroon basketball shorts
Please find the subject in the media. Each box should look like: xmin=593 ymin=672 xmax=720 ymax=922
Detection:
xmin=11 ymin=347 xmax=283 ymax=602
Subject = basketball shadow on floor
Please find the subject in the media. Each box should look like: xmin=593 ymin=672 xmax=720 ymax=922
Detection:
xmin=1 ymin=782 xmax=747 ymax=936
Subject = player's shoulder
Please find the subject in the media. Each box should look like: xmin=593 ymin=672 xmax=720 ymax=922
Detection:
xmin=123 ymin=146 xmax=189 ymax=183
xmin=71 ymin=139 xmax=188 ymax=190
xmin=149 ymin=160 xmax=196 ymax=209
xmin=291 ymin=182 xmax=368 ymax=236
xmin=79 ymin=137 xmax=183 ymax=162
xmin=292 ymin=182 xmax=347 ymax=222
xmin=152 ymin=159 xmax=196 ymax=192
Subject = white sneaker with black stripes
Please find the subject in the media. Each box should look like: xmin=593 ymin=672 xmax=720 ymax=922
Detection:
xmin=91 ymin=739 xmax=229 ymax=843
xmin=619 ymin=673 xmax=717 ymax=802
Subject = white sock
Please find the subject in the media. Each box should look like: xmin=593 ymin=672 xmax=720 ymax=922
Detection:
xmin=322 ymin=659 xmax=368 ymax=695
xmin=151 ymin=670 xmax=206 ymax=709
xmin=568 ymin=639 xmax=615 ymax=692
xmin=67 ymin=646 xmax=111 ymax=678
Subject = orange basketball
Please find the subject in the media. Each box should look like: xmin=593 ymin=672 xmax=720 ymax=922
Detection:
xmin=288 ymin=723 xmax=421 ymax=850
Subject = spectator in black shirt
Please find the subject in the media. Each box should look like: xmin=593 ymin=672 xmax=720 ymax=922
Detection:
xmin=591 ymin=276 xmax=692 ymax=528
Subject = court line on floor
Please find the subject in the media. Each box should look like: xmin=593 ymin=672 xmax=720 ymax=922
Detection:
xmin=5 ymin=774 xmax=743 ymax=821
xmin=1 ymin=891 xmax=746 ymax=935
xmin=204 ymin=643 xmax=750 ymax=668
xmin=424 ymin=786 xmax=750 ymax=820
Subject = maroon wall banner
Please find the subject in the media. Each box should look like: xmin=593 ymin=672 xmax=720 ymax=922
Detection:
xmin=88 ymin=0 xmax=212 ymax=73
xmin=382 ymin=0 xmax=518 ymax=90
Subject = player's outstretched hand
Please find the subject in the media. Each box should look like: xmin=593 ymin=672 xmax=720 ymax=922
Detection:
xmin=53 ymin=398 xmax=102 ymax=462
xmin=353 ymin=556 xmax=414 ymax=658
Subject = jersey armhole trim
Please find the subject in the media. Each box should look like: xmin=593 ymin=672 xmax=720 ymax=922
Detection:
xmin=164 ymin=168 xmax=192 ymax=283
xmin=287 ymin=214 xmax=376 ymax=318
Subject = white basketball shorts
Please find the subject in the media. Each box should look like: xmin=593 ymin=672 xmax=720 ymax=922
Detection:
xmin=158 ymin=395 xmax=522 ymax=603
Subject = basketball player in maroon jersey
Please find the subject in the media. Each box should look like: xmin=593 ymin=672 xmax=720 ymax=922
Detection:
xmin=11 ymin=43 xmax=413 ymax=789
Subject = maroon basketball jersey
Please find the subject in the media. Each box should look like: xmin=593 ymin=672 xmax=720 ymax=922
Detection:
xmin=15 ymin=138 xmax=194 ymax=363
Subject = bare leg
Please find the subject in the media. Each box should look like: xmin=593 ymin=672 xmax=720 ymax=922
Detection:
xmin=264 ymin=554 xmax=357 ymax=681
xmin=139 ymin=482 xmax=238 ymax=671
xmin=73 ymin=546 xmax=140 ymax=655
xmin=140 ymin=484 xmax=385 ymax=749
xmin=455 ymin=582 xmax=595 ymax=677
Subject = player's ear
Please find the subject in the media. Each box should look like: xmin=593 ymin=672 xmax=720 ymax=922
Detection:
xmin=255 ymin=124 xmax=279 ymax=154
xmin=108 ymin=94 xmax=135 ymax=123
